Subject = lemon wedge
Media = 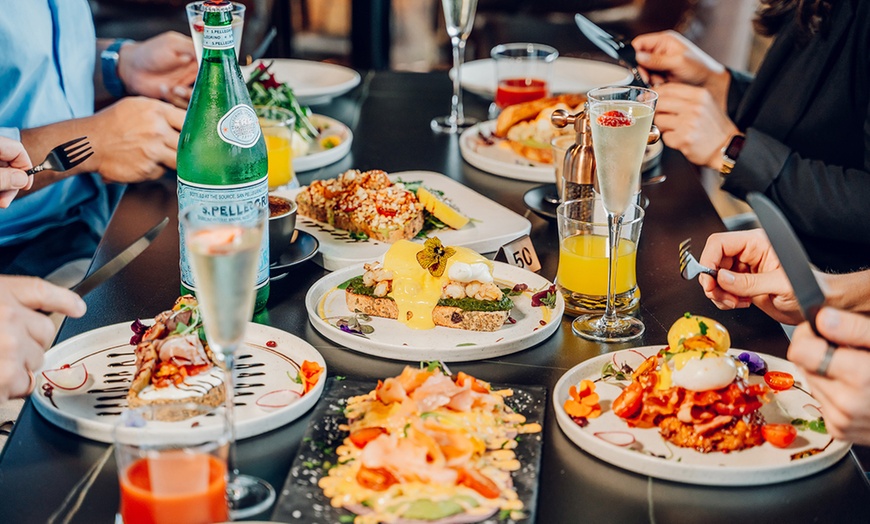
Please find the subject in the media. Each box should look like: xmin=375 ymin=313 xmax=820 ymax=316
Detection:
xmin=417 ymin=187 xmax=470 ymax=230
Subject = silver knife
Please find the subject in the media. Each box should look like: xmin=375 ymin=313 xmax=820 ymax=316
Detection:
xmin=574 ymin=13 xmax=649 ymax=88
xmin=70 ymin=217 xmax=169 ymax=297
xmin=746 ymin=192 xmax=826 ymax=334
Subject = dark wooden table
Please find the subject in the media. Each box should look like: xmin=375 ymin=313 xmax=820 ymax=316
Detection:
xmin=1 ymin=71 xmax=868 ymax=523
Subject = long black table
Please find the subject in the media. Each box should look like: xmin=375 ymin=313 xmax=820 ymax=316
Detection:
xmin=1 ymin=71 xmax=868 ymax=523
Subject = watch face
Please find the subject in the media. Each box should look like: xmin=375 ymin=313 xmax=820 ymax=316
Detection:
xmin=725 ymin=135 xmax=746 ymax=158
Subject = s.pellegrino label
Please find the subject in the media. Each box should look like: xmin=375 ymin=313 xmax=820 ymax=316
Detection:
xmin=203 ymin=24 xmax=234 ymax=49
xmin=218 ymin=104 xmax=261 ymax=147
xmin=178 ymin=177 xmax=270 ymax=293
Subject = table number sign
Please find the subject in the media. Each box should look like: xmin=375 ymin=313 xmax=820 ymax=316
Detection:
xmin=495 ymin=234 xmax=541 ymax=272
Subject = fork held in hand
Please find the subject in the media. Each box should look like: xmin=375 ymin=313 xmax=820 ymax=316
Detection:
xmin=679 ymin=238 xmax=718 ymax=280
xmin=26 ymin=136 xmax=92 ymax=175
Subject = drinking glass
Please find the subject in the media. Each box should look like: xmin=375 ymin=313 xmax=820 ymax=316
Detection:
xmin=114 ymin=403 xmax=230 ymax=524
xmin=186 ymin=1 xmax=246 ymax=63
xmin=556 ymin=197 xmax=643 ymax=316
xmin=255 ymin=106 xmax=297 ymax=191
xmin=180 ymin=202 xmax=274 ymax=519
xmin=491 ymin=43 xmax=558 ymax=110
xmin=431 ymin=0 xmax=480 ymax=133
xmin=572 ymin=86 xmax=658 ymax=342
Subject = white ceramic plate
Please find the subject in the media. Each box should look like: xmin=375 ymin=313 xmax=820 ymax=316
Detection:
xmin=294 ymin=114 xmax=353 ymax=173
xmin=554 ymin=347 xmax=850 ymax=486
xmin=32 ymin=322 xmax=327 ymax=444
xmin=242 ymin=59 xmax=361 ymax=105
xmin=305 ymin=262 xmax=563 ymax=362
xmin=275 ymin=171 xmax=531 ymax=271
xmin=460 ymin=120 xmax=663 ymax=183
xmin=451 ymin=57 xmax=633 ymax=99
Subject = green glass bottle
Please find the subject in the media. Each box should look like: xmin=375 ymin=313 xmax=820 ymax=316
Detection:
xmin=177 ymin=0 xmax=269 ymax=312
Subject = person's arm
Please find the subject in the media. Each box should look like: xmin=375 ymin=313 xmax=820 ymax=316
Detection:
xmin=721 ymin=123 xmax=870 ymax=243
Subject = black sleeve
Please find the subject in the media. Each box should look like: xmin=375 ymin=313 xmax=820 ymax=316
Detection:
xmin=725 ymin=68 xmax=753 ymax=120
xmin=721 ymin=117 xmax=870 ymax=243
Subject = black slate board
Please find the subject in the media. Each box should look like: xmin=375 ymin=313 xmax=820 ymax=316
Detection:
xmin=271 ymin=377 xmax=547 ymax=523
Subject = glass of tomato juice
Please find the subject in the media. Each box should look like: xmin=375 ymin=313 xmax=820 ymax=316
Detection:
xmin=491 ymin=43 xmax=559 ymax=110
xmin=114 ymin=403 xmax=230 ymax=524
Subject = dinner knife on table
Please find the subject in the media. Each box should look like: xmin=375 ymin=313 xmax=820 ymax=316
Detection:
xmin=574 ymin=13 xmax=650 ymax=88
xmin=746 ymin=192 xmax=826 ymax=334
xmin=70 ymin=216 xmax=169 ymax=298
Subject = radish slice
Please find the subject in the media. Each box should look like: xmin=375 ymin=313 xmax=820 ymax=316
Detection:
xmin=256 ymin=389 xmax=301 ymax=408
xmin=803 ymin=404 xmax=823 ymax=418
xmin=42 ymin=363 xmax=88 ymax=390
xmin=594 ymin=431 xmax=636 ymax=447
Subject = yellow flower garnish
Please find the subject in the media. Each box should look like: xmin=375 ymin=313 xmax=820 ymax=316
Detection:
xmin=416 ymin=237 xmax=455 ymax=277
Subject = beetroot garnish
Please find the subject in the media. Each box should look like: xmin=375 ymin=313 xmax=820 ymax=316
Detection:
xmin=597 ymin=110 xmax=633 ymax=128
xmin=531 ymin=285 xmax=557 ymax=307
xmin=266 ymin=340 xmax=277 ymax=348
xmin=507 ymin=317 xmax=517 ymax=324
xmin=571 ymin=416 xmax=589 ymax=427
xmin=129 ymin=319 xmax=147 ymax=345
xmin=594 ymin=431 xmax=636 ymax=446
xmin=512 ymin=283 xmax=528 ymax=293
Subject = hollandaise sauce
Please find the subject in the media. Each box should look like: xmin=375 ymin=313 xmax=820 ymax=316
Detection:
xmin=382 ymin=240 xmax=492 ymax=330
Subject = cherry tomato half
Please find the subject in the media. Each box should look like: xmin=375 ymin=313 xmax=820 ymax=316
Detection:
xmin=764 ymin=371 xmax=795 ymax=391
xmin=356 ymin=465 xmax=398 ymax=491
xmin=762 ymin=423 xmax=798 ymax=448
xmin=455 ymin=467 xmax=500 ymax=499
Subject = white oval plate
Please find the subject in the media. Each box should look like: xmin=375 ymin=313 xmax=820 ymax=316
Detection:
xmin=451 ymin=57 xmax=633 ymax=99
xmin=242 ymin=59 xmax=361 ymax=105
xmin=305 ymin=261 xmax=563 ymax=362
xmin=294 ymin=114 xmax=353 ymax=173
xmin=460 ymin=120 xmax=663 ymax=183
xmin=554 ymin=347 xmax=850 ymax=486
xmin=276 ymin=171 xmax=531 ymax=271
xmin=32 ymin=322 xmax=327 ymax=444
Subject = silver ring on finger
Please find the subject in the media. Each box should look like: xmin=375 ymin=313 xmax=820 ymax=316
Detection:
xmin=815 ymin=342 xmax=837 ymax=377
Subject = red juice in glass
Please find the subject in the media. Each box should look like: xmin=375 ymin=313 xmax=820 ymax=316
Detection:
xmin=119 ymin=455 xmax=228 ymax=524
xmin=495 ymin=78 xmax=549 ymax=108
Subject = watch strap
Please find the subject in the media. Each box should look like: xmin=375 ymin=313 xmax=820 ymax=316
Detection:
xmin=720 ymin=133 xmax=746 ymax=176
xmin=101 ymin=38 xmax=132 ymax=98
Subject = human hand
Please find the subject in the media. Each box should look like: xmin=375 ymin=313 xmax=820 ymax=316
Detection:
xmin=118 ymin=31 xmax=197 ymax=108
xmin=632 ymin=30 xmax=724 ymax=87
xmin=788 ymin=308 xmax=870 ymax=445
xmin=0 ymin=276 xmax=86 ymax=403
xmin=697 ymin=229 xmax=805 ymax=325
xmin=84 ymin=97 xmax=186 ymax=183
xmin=0 ymin=137 xmax=33 ymax=208
xmin=653 ymin=82 xmax=740 ymax=168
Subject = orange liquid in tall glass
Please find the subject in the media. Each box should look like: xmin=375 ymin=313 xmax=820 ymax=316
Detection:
xmin=495 ymin=78 xmax=548 ymax=108
xmin=120 ymin=455 xmax=228 ymax=524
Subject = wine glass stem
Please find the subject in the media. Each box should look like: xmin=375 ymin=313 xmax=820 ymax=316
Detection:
xmin=602 ymin=212 xmax=624 ymax=326
xmin=450 ymin=36 xmax=467 ymax=125
xmin=221 ymin=351 xmax=241 ymax=478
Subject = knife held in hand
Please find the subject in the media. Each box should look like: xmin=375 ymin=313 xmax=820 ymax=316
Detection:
xmin=575 ymin=13 xmax=650 ymax=88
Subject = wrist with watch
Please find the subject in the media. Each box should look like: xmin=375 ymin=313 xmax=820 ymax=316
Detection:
xmin=719 ymin=133 xmax=746 ymax=176
xmin=101 ymin=38 xmax=133 ymax=98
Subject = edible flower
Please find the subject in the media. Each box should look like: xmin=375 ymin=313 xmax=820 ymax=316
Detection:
xmin=416 ymin=237 xmax=455 ymax=277
xmin=298 ymin=360 xmax=324 ymax=395
xmin=738 ymin=351 xmax=768 ymax=375
xmin=563 ymin=379 xmax=602 ymax=422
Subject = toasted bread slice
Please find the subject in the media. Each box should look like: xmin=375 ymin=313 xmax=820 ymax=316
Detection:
xmin=494 ymin=93 xmax=587 ymax=137
xmin=345 ymin=289 xmax=511 ymax=332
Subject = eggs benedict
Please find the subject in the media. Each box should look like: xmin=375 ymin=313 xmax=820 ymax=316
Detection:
xmin=344 ymin=238 xmax=513 ymax=331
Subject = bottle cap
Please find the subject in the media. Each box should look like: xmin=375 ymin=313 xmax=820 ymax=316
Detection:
xmin=203 ymin=0 xmax=232 ymax=12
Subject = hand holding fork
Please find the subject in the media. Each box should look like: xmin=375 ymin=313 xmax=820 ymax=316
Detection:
xmin=26 ymin=136 xmax=92 ymax=175
xmin=679 ymin=238 xmax=718 ymax=280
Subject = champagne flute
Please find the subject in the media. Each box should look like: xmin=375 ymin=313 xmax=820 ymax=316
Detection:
xmin=431 ymin=0 xmax=480 ymax=133
xmin=180 ymin=202 xmax=275 ymax=519
xmin=572 ymin=86 xmax=658 ymax=342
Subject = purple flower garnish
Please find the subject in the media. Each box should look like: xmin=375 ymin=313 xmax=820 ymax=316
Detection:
xmin=129 ymin=319 xmax=147 ymax=345
xmin=738 ymin=351 xmax=768 ymax=375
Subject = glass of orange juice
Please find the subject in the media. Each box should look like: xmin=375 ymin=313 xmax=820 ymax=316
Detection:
xmin=555 ymin=196 xmax=644 ymax=315
xmin=255 ymin=106 xmax=297 ymax=191
xmin=114 ymin=403 xmax=230 ymax=524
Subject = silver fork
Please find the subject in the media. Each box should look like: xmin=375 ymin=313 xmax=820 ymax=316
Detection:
xmin=679 ymin=238 xmax=718 ymax=280
xmin=26 ymin=136 xmax=92 ymax=175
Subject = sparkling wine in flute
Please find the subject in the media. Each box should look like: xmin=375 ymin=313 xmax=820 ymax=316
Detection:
xmin=187 ymin=224 xmax=260 ymax=353
xmin=431 ymin=0 xmax=479 ymax=133
xmin=590 ymin=103 xmax=654 ymax=215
